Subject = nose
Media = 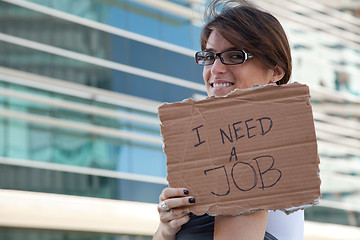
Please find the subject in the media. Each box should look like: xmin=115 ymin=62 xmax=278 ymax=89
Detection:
xmin=210 ymin=56 xmax=227 ymax=75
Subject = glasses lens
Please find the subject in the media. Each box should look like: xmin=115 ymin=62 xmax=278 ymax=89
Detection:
xmin=196 ymin=51 xmax=215 ymax=65
xmin=221 ymin=50 xmax=245 ymax=64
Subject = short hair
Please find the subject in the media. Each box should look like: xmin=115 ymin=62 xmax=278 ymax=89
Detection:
xmin=201 ymin=0 xmax=292 ymax=85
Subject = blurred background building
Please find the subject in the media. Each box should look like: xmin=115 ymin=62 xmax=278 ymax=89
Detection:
xmin=0 ymin=0 xmax=359 ymax=239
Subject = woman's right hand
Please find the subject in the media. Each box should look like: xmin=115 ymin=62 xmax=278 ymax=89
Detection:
xmin=153 ymin=187 xmax=196 ymax=240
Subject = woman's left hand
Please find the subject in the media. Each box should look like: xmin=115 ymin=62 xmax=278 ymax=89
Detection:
xmin=153 ymin=187 xmax=196 ymax=240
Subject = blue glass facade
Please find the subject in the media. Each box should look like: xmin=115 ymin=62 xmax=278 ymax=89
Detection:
xmin=0 ymin=0 xmax=204 ymax=102
xmin=1 ymin=0 xmax=359 ymax=238
xmin=0 ymin=0 xmax=206 ymax=238
xmin=22 ymin=0 xmax=201 ymax=50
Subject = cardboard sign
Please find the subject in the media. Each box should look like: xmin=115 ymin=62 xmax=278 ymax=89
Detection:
xmin=158 ymin=83 xmax=321 ymax=216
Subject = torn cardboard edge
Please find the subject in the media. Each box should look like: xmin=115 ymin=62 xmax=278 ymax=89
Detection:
xmin=159 ymin=83 xmax=278 ymax=109
xmin=159 ymin=82 xmax=321 ymax=216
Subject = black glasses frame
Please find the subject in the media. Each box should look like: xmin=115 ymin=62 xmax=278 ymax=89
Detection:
xmin=195 ymin=49 xmax=254 ymax=66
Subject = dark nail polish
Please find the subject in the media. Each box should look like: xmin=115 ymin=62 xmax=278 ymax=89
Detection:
xmin=189 ymin=197 xmax=196 ymax=204
xmin=183 ymin=189 xmax=189 ymax=195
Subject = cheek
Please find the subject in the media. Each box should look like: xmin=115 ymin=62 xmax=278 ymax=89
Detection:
xmin=257 ymin=69 xmax=274 ymax=85
xmin=203 ymin=67 xmax=210 ymax=84
xmin=265 ymin=69 xmax=275 ymax=82
xmin=234 ymin=66 xmax=273 ymax=88
xmin=232 ymin=69 xmax=250 ymax=88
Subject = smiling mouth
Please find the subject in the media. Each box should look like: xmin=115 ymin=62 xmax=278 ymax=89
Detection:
xmin=211 ymin=82 xmax=234 ymax=88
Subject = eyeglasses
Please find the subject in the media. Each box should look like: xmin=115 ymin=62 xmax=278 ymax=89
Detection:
xmin=195 ymin=49 xmax=254 ymax=66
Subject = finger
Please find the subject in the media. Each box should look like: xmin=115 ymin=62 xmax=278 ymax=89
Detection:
xmin=160 ymin=214 xmax=190 ymax=237
xmin=158 ymin=197 xmax=196 ymax=212
xmin=159 ymin=187 xmax=190 ymax=201
xmin=158 ymin=201 xmax=170 ymax=211
xmin=167 ymin=214 xmax=191 ymax=233
xmin=159 ymin=209 xmax=189 ymax=223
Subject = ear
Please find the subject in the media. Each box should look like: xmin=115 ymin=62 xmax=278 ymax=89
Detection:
xmin=270 ymin=65 xmax=285 ymax=83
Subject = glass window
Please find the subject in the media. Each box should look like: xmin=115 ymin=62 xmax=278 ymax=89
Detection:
xmin=7 ymin=119 xmax=29 ymax=159
xmin=20 ymin=0 xmax=201 ymax=50
xmin=0 ymin=39 xmax=203 ymax=103
xmin=117 ymin=142 xmax=166 ymax=178
xmin=127 ymin=2 xmax=161 ymax=40
xmin=0 ymin=164 xmax=165 ymax=203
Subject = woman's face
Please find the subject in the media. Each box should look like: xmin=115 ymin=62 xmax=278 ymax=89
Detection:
xmin=203 ymin=30 xmax=282 ymax=97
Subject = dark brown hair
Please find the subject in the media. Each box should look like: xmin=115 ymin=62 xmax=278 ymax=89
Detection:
xmin=201 ymin=0 xmax=292 ymax=85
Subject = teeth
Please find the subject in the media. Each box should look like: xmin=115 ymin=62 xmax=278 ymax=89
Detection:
xmin=213 ymin=83 xmax=232 ymax=87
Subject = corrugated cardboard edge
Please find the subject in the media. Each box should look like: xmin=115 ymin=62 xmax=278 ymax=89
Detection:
xmin=158 ymin=83 xmax=321 ymax=216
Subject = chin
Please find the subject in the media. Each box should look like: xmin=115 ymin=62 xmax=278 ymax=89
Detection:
xmin=211 ymin=88 xmax=234 ymax=97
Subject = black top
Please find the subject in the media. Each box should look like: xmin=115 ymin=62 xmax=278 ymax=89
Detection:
xmin=176 ymin=213 xmax=277 ymax=240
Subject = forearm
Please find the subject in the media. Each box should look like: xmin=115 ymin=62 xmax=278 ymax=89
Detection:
xmin=153 ymin=224 xmax=176 ymax=240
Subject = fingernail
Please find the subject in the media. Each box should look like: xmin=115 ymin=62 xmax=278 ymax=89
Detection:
xmin=183 ymin=189 xmax=189 ymax=195
xmin=189 ymin=198 xmax=196 ymax=204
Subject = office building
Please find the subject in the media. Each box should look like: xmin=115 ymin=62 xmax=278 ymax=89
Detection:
xmin=0 ymin=0 xmax=359 ymax=239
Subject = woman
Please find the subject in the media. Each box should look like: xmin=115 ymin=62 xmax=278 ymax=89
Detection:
xmin=153 ymin=0 xmax=304 ymax=239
